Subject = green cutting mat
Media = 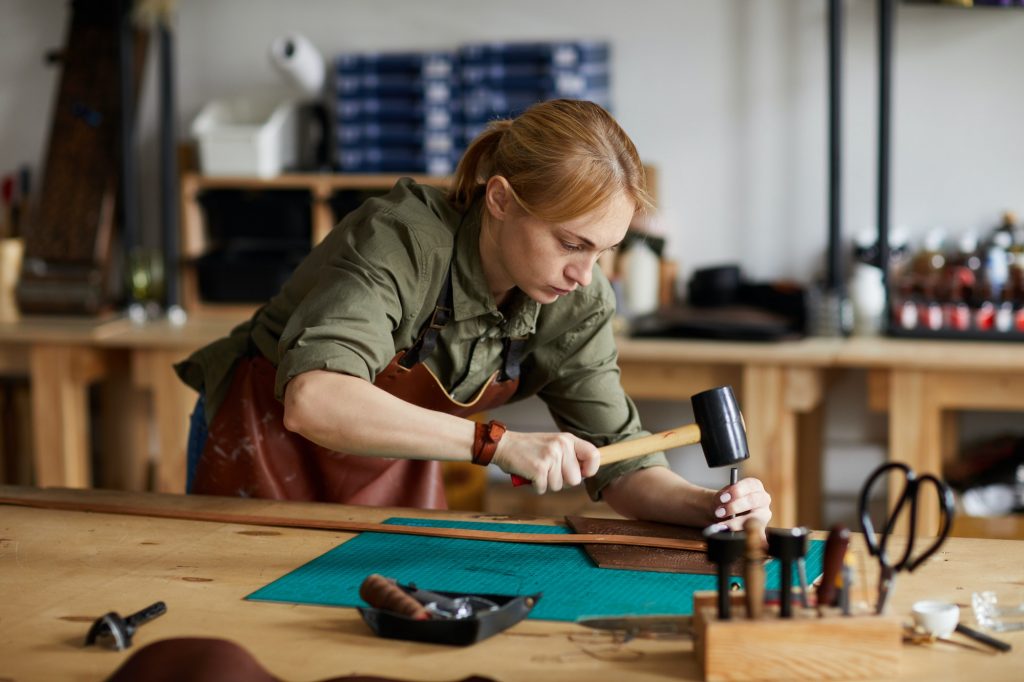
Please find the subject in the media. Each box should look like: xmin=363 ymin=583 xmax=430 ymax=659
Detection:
xmin=247 ymin=518 xmax=825 ymax=622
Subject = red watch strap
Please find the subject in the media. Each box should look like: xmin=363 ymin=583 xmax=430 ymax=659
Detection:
xmin=472 ymin=420 xmax=506 ymax=466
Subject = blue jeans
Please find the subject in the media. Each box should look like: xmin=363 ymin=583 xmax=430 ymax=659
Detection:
xmin=185 ymin=394 xmax=208 ymax=493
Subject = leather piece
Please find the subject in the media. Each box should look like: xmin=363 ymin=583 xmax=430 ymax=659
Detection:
xmin=192 ymin=352 xmax=517 ymax=508
xmin=105 ymin=637 xmax=497 ymax=682
xmin=566 ymin=515 xmax=741 ymax=575
xmin=0 ymin=494 xmax=706 ymax=551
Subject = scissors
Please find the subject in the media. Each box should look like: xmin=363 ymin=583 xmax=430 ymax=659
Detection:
xmin=857 ymin=462 xmax=955 ymax=615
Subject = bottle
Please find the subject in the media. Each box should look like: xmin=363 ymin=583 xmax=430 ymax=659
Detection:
xmin=849 ymin=263 xmax=886 ymax=336
xmin=623 ymin=238 xmax=661 ymax=317
xmin=910 ymin=229 xmax=945 ymax=296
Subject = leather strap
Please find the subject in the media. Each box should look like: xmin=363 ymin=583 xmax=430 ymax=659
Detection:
xmin=399 ymin=268 xmax=453 ymax=369
xmin=472 ymin=420 xmax=506 ymax=466
xmin=0 ymin=496 xmax=707 ymax=552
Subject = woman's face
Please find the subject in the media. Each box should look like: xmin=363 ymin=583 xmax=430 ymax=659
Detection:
xmin=482 ymin=178 xmax=634 ymax=305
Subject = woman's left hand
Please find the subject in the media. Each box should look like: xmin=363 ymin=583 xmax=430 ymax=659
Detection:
xmin=711 ymin=477 xmax=772 ymax=532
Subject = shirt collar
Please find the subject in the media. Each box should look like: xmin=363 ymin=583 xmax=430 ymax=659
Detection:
xmin=451 ymin=202 xmax=540 ymax=337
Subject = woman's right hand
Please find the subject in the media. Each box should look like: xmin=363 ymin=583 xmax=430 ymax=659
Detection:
xmin=491 ymin=431 xmax=600 ymax=494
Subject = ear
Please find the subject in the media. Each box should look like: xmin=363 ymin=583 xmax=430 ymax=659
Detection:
xmin=483 ymin=176 xmax=513 ymax=222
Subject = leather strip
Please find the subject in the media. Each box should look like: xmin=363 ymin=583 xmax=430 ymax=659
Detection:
xmin=0 ymin=496 xmax=706 ymax=552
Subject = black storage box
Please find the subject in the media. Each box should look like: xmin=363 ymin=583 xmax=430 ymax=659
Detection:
xmin=198 ymin=189 xmax=312 ymax=244
xmin=196 ymin=245 xmax=306 ymax=303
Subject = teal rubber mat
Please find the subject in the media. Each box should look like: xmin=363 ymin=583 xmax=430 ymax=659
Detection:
xmin=247 ymin=518 xmax=825 ymax=622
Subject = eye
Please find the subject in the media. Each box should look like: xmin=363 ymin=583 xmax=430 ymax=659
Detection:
xmin=561 ymin=241 xmax=583 ymax=253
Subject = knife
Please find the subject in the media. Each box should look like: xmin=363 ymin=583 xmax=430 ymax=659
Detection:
xmin=575 ymin=615 xmax=693 ymax=641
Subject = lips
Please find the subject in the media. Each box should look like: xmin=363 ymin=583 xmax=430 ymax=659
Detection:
xmin=550 ymin=286 xmax=572 ymax=296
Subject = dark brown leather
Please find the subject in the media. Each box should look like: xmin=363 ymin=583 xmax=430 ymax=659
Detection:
xmin=566 ymin=515 xmax=740 ymax=575
xmin=105 ymin=637 xmax=498 ymax=682
xmin=192 ymin=353 xmax=518 ymax=508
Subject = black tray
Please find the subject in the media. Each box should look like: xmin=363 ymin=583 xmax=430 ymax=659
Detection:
xmin=358 ymin=590 xmax=541 ymax=646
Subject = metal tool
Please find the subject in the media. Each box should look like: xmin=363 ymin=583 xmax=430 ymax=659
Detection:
xmin=767 ymin=527 xmax=808 ymax=618
xmin=857 ymin=462 xmax=955 ymax=615
xmin=576 ymin=615 xmax=693 ymax=641
xmin=955 ymin=623 xmax=1012 ymax=653
xmin=705 ymin=529 xmax=746 ymax=620
xmin=84 ymin=601 xmax=167 ymax=651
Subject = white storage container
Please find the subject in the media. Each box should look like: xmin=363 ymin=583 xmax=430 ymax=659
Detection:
xmin=191 ymin=93 xmax=299 ymax=177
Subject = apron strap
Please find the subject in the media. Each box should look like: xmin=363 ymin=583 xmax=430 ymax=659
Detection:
xmin=500 ymin=336 xmax=527 ymax=382
xmin=399 ymin=255 xmax=528 ymax=385
xmin=399 ymin=268 xmax=454 ymax=369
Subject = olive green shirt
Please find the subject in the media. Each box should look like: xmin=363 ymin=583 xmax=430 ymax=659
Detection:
xmin=175 ymin=179 xmax=668 ymax=499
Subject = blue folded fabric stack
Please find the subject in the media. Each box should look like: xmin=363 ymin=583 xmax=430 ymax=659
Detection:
xmin=332 ymin=51 xmax=460 ymax=175
xmin=330 ymin=41 xmax=611 ymax=176
xmin=458 ymin=41 xmax=611 ymax=148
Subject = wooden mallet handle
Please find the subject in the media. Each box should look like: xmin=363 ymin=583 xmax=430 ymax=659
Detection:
xmin=510 ymin=424 xmax=702 ymax=486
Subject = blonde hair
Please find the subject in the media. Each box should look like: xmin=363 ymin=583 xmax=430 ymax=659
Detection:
xmin=448 ymin=99 xmax=653 ymax=221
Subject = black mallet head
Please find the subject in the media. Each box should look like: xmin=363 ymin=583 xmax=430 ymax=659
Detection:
xmin=691 ymin=386 xmax=749 ymax=470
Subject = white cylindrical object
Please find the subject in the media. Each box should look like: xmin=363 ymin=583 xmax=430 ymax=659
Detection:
xmin=623 ymin=239 xmax=660 ymax=317
xmin=849 ymin=263 xmax=886 ymax=336
xmin=269 ymin=33 xmax=325 ymax=97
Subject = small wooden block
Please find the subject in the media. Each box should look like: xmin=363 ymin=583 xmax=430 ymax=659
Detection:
xmin=693 ymin=592 xmax=902 ymax=681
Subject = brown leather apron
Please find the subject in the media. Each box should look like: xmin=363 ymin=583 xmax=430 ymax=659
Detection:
xmin=192 ymin=269 xmax=524 ymax=509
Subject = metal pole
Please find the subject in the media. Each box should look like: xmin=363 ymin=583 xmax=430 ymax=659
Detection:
xmin=877 ymin=0 xmax=894 ymax=332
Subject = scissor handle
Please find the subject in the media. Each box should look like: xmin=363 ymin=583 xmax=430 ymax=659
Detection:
xmin=858 ymin=461 xmax=912 ymax=561
xmin=858 ymin=461 xmax=956 ymax=572
xmin=900 ymin=473 xmax=955 ymax=573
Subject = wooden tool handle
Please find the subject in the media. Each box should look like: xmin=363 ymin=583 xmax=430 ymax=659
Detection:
xmin=510 ymin=423 xmax=701 ymax=486
xmin=816 ymin=524 xmax=850 ymax=608
xmin=598 ymin=424 xmax=702 ymax=466
xmin=743 ymin=518 xmax=766 ymax=620
xmin=359 ymin=574 xmax=428 ymax=620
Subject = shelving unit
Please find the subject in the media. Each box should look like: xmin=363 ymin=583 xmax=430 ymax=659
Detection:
xmin=177 ymin=171 xmax=449 ymax=318
xmin=177 ymin=165 xmax=659 ymax=318
xmin=877 ymin=0 xmax=1024 ymax=341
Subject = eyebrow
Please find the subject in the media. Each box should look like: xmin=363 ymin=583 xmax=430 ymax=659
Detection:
xmin=564 ymin=230 xmax=623 ymax=251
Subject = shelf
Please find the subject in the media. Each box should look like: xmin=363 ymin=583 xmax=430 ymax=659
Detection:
xmin=178 ymin=171 xmax=451 ymax=315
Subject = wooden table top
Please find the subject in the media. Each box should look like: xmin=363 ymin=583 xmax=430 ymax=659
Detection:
xmin=0 ymin=486 xmax=1020 ymax=681
xmin=3 ymin=311 xmax=1024 ymax=374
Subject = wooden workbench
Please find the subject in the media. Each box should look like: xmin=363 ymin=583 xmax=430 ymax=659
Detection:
xmin=4 ymin=315 xmax=1024 ymax=534
xmin=836 ymin=337 xmax=1024 ymax=534
xmin=0 ymin=486 xmax=1020 ymax=681
xmin=615 ymin=337 xmax=840 ymax=528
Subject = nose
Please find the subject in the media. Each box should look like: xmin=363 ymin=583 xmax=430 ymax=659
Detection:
xmin=565 ymin=256 xmax=595 ymax=288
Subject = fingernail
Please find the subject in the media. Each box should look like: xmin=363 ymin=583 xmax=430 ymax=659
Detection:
xmin=720 ymin=492 xmax=731 ymax=503
xmin=714 ymin=507 xmax=726 ymax=518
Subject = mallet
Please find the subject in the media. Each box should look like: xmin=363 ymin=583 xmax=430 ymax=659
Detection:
xmin=513 ymin=385 xmax=749 ymax=485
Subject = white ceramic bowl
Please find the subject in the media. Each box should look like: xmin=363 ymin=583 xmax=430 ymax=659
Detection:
xmin=912 ymin=600 xmax=960 ymax=638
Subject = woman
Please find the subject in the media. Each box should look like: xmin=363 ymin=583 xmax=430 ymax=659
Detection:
xmin=176 ymin=98 xmax=771 ymax=529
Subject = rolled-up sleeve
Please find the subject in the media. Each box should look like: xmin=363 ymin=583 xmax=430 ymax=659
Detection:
xmin=535 ymin=281 xmax=668 ymax=500
xmin=274 ymin=206 xmax=424 ymax=399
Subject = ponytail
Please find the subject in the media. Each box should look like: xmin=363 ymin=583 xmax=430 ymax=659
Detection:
xmin=448 ymin=120 xmax=511 ymax=212
xmin=447 ymin=100 xmax=652 ymax=220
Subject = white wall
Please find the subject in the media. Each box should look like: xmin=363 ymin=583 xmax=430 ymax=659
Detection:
xmin=4 ymin=0 xmax=1023 ymax=283
xmin=2 ymin=0 xmax=1023 ymax=516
